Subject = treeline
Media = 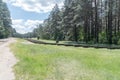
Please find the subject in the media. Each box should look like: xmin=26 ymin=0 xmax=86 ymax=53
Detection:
xmin=0 ymin=0 xmax=15 ymax=39
xmin=28 ymin=0 xmax=120 ymax=44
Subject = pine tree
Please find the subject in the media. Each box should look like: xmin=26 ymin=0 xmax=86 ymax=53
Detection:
xmin=0 ymin=0 xmax=13 ymax=38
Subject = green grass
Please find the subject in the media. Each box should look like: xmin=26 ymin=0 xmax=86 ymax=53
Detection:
xmin=33 ymin=38 xmax=56 ymax=43
xmin=11 ymin=39 xmax=120 ymax=80
xmin=32 ymin=38 xmax=74 ymax=44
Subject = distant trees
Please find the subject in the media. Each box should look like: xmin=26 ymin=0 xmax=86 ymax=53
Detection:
xmin=48 ymin=4 xmax=62 ymax=40
xmin=33 ymin=4 xmax=64 ymax=40
xmin=30 ymin=0 xmax=120 ymax=44
xmin=62 ymin=0 xmax=81 ymax=42
xmin=0 ymin=0 xmax=14 ymax=38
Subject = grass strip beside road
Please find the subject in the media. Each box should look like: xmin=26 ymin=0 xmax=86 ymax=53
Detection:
xmin=11 ymin=39 xmax=120 ymax=80
xmin=28 ymin=38 xmax=120 ymax=49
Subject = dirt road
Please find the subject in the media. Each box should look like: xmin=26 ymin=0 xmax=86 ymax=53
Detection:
xmin=0 ymin=38 xmax=17 ymax=80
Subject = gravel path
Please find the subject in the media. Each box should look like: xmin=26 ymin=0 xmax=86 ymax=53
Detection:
xmin=0 ymin=38 xmax=17 ymax=80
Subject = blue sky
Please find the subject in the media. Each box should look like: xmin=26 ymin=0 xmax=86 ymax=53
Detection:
xmin=3 ymin=0 xmax=64 ymax=34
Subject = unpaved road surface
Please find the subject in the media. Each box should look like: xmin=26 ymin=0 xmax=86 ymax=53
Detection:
xmin=0 ymin=38 xmax=17 ymax=80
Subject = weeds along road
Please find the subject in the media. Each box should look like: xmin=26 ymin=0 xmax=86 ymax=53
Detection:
xmin=0 ymin=38 xmax=17 ymax=80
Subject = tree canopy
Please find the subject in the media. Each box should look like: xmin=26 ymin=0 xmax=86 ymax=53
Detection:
xmin=23 ymin=0 xmax=120 ymax=44
xmin=0 ymin=0 xmax=15 ymax=38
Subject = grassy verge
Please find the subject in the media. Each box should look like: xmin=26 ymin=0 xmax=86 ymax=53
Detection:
xmin=11 ymin=39 xmax=120 ymax=80
xmin=32 ymin=38 xmax=75 ymax=44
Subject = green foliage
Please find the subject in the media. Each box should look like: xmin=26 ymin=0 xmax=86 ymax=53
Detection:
xmin=0 ymin=0 xmax=14 ymax=38
xmin=115 ymin=32 xmax=120 ymax=44
xmin=25 ymin=0 xmax=120 ymax=45
xmin=0 ymin=26 xmax=5 ymax=38
xmin=99 ymin=31 xmax=107 ymax=43
xmin=78 ymin=27 xmax=84 ymax=41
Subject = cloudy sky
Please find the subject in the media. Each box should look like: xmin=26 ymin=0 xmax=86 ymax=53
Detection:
xmin=3 ymin=0 xmax=64 ymax=34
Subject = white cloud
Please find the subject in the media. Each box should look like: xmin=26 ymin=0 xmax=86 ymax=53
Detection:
xmin=12 ymin=19 xmax=43 ymax=34
xmin=4 ymin=0 xmax=64 ymax=13
xmin=12 ymin=19 xmax=23 ymax=25
xmin=2 ymin=0 xmax=65 ymax=33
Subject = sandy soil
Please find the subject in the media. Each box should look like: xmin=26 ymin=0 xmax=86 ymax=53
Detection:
xmin=0 ymin=38 xmax=17 ymax=80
